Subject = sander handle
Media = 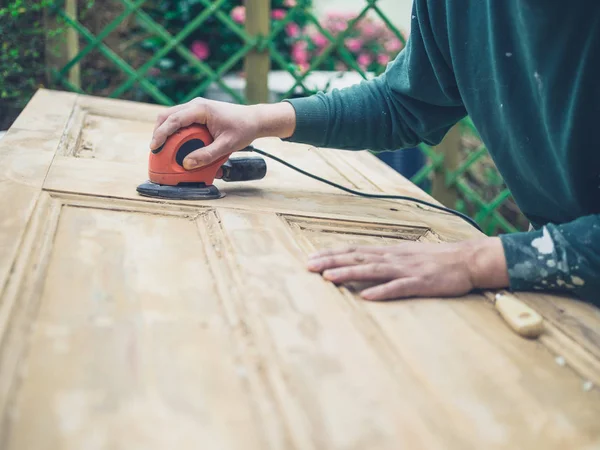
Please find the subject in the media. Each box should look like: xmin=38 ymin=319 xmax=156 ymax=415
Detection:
xmin=221 ymin=157 xmax=267 ymax=182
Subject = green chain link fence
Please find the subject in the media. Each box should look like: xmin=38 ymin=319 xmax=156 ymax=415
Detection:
xmin=43 ymin=0 xmax=528 ymax=235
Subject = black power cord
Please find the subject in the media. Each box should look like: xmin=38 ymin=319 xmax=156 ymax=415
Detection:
xmin=247 ymin=145 xmax=483 ymax=233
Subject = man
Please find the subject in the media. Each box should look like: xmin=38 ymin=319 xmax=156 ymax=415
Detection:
xmin=150 ymin=1 xmax=599 ymax=305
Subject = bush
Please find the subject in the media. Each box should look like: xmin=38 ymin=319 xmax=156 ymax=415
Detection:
xmin=290 ymin=12 xmax=405 ymax=75
xmin=140 ymin=0 xmax=313 ymax=103
xmin=0 ymin=0 xmax=51 ymax=130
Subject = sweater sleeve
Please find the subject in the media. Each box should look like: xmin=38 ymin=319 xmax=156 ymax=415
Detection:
xmin=284 ymin=3 xmax=467 ymax=151
xmin=500 ymin=214 xmax=600 ymax=306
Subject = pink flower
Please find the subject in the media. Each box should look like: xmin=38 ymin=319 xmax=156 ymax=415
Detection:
xmin=359 ymin=22 xmax=379 ymax=39
xmin=357 ymin=53 xmax=373 ymax=69
xmin=191 ymin=40 xmax=210 ymax=61
xmin=377 ymin=54 xmax=391 ymax=66
xmin=345 ymin=38 xmax=363 ymax=52
xmin=271 ymin=9 xmax=286 ymax=20
xmin=284 ymin=0 xmax=296 ymax=7
xmin=230 ymin=6 xmax=245 ymax=24
xmin=384 ymin=38 xmax=403 ymax=53
xmin=311 ymin=32 xmax=328 ymax=48
xmin=291 ymin=41 xmax=309 ymax=64
xmin=333 ymin=21 xmax=347 ymax=33
xmin=286 ymin=22 xmax=300 ymax=37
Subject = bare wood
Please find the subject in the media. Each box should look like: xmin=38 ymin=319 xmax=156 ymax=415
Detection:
xmin=1 ymin=91 xmax=599 ymax=449
xmin=0 ymin=89 xmax=77 ymax=301
xmin=431 ymin=124 xmax=461 ymax=207
xmin=44 ymin=0 xmax=80 ymax=88
xmin=244 ymin=0 xmax=271 ymax=104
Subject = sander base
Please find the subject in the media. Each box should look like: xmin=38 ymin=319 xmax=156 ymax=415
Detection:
xmin=136 ymin=181 xmax=224 ymax=200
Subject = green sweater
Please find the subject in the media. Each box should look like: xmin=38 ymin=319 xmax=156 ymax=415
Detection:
xmin=286 ymin=0 xmax=600 ymax=304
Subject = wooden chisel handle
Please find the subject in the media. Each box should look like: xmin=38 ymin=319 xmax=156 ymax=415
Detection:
xmin=486 ymin=292 xmax=544 ymax=339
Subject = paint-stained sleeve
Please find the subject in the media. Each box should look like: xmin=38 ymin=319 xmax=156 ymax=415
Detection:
xmin=499 ymin=214 xmax=600 ymax=305
xmin=283 ymin=2 xmax=467 ymax=151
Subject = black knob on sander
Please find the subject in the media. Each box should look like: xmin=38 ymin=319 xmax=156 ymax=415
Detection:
xmin=221 ymin=157 xmax=267 ymax=182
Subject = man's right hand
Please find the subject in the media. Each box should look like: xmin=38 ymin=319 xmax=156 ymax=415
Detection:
xmin=150 ymin=98 xmax=296 ymax=170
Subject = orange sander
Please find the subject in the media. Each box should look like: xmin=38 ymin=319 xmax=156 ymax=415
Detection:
xmin=137 ymin=123 xmax=266 ymax=200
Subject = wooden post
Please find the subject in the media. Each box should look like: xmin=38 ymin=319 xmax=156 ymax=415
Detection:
xmin=244 ymin=0 xmax=270 ymax=104
xmin=44 ymin=0 xmax=80 ymax=89
xmin=431 ymin=124 xmax=461 ymax=207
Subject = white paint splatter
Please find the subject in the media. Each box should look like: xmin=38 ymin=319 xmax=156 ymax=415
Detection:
xmin=555 ymin=356 xmax=566 ymax=367
xmin=505 ymin=52 xmax=513 ymax=57
xmin=547 ymin=260 xmax=556 ymax=267
xmin=531 ymin=227 xmax=554 ymax=255
xmin=412 ymin=15 xmax=416 ymax=19
xmin=571 ymin=276 xmax=585 ymax=286
xmin=500 ymin=103 xmax=503 ymax=108
xmin=583 ymin=381 xmax=594 ymax=392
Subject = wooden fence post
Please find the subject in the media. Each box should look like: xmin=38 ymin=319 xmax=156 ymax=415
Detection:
xmin=431 ymin=124 xmax=461 ymax=207
xmin=44 ymin=0 xmax=80 ymax=89
xmin=244 ymin=0 xmax=270 ymax=104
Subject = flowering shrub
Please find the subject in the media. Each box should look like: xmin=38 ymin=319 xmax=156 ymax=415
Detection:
xmin=290 ymin=12 xmax=405 ymax=74
xmin=138 ymin=2 xmax=405 ymax=102
xmin=141 ymin=0 xmax=312 ymax=103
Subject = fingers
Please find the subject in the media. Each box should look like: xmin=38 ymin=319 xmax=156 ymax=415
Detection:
xmin=307 ymin=252 xmax=387 ymax=273
xmin=182 ymin=139 xmax=233 ymax=169
xmin=154 ymin=102 xmax=190 ymax=130
xmin=322 ymin=263 xmax=403 ymax=283
xmin=360 ymin=278 xmax=420 ymax=301
xmin=150 ymin=104 xmax=207 ymax=151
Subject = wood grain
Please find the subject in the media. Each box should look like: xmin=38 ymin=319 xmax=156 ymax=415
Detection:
xmin=0 ymin=90 xmax=598 ymax=449
xmin=0 ymin=90 xmax=77 ymax=302
xmin=5 ymin=203 xmax=266 ymax=450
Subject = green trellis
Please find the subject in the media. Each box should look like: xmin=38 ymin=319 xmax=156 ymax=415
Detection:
xmin=44 ymin=0 xmax=525 ymax=235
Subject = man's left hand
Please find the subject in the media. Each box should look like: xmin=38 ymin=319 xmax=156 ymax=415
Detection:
xmin=307 ymin=238 xmax=509 ymax=300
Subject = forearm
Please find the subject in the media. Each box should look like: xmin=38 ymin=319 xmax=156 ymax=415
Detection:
xmin=251 ymin=102 xmax=297 ymax=140
xmin=282 ymin=77 xmax=427 ymax=151
xmin=500 ymin=215 xmax=600 ymax=305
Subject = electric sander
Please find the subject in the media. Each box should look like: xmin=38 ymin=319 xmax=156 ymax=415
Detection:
xmin=137 ymin=123 xmax=266 ymax=200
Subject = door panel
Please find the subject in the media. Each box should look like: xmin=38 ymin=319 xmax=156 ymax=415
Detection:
xmin=1 ymin=90 xmax=599 ymax=449
xmin=5 ymin=196 xmax=265 ymax=450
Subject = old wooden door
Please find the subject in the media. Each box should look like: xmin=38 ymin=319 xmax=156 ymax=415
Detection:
xmin=1 ymin=90 xmax=599 ymax=449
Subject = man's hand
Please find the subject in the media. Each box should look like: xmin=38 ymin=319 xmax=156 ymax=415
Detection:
xmin=307 ymin=238 xmax=509 ymax=300
xmin=150 ymin=98 xmax=296 ymax=170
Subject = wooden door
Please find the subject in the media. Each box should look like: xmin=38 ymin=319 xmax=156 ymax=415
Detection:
xmin=1 ymin=90 xmax=599 ymax=449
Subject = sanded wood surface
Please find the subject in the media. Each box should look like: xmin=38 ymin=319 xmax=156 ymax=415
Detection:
xmin=0 ymin=89 xmax=599 ymax=449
